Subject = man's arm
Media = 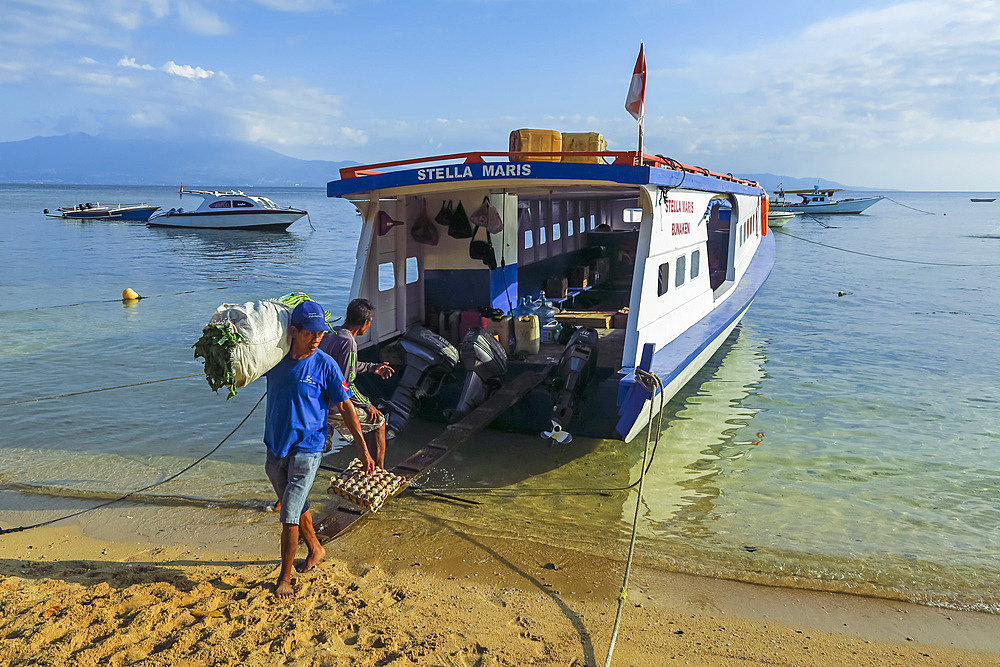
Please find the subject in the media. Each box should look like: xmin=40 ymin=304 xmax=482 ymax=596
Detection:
xmin=336 ymin=399 xmax=374 ymax=473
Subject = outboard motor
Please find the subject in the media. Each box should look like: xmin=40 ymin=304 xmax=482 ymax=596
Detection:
xmin=543 ymin=327 xmax=599 ymax=444
xmin=447 ymin=327 xmax=508 ymax=422
xmin=381 ymin=326 xmax=459 ymax=436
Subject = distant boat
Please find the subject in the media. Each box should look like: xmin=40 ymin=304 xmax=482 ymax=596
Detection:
xmin=770 ymin=186 xmax=883 ymax=214
xmin=147 ymin=188 xmax=307 ymax=230
xmin=970 ymin=198 xmax=996 ymax=202
xmin=44 ymin=202 xmax=160 ymax=221
xmin=766 ymin=210 xmax=797 ymax=228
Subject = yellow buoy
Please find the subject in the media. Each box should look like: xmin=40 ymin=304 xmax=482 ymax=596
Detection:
xmin=122 ymin=288 xmax=140 ymax=300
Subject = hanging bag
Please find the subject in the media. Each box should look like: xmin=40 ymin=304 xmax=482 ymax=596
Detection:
xmin=435 ymin=200 xmax=453 ymax=227
xmin=468 ymin=225 xmax=498 ymax=270
xmin=410 ymin=199 xmax=439 ymax=246
xmin=447 ymin=200 xmax=474 ymax=239
xmin=470 ymin=196 xmax=504 ymax=235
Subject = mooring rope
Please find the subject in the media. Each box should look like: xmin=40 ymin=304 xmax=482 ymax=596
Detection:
xmin=776 ymin=229 xmax=1000 ymax=266
xmin=22 ymin=285 xmax=238 ymax=311
xmin=0 ymin=374 xmax=204 ymax=408
xmin=604 ymin=368 xmax=664 ymax=667
xmin=0 ymin=393 xmax=265 ymax=536
xmin=883 ymin=196 xmax=936 ymax=215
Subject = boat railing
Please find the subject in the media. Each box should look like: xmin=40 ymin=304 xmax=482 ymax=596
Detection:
xmin=339 ymin=151 xmax=760 ymax=187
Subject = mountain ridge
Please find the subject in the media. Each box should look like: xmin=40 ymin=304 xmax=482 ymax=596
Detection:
xmin=0 ymin=134 xmax=877 ymax=191
xmin=0 ymin=133 xmax=356 ymax=187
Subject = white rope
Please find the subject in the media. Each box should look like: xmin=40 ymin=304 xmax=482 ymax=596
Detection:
xmin=604 ymin=369 xmax=663 ymax=666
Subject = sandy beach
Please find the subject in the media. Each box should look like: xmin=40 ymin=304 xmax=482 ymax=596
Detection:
xmin=2 ymin=492 xmax=999 ymax=667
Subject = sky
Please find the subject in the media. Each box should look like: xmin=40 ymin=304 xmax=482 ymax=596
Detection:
xmin=3 ymin=0 xmax=1000 ymax=190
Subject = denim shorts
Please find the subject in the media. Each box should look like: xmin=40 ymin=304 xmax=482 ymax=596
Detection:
xmin=265 ymin=449 xmax=323 ymax=524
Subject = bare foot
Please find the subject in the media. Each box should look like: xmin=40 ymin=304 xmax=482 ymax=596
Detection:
xmin=295 ymin=545 xmax=326 ymax=573
xmin=274 ymin=577 xmax=295 ymax=599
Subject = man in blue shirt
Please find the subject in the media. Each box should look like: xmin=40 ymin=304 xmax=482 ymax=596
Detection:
xmin=264 ymin=300 xmax=371 ymax=599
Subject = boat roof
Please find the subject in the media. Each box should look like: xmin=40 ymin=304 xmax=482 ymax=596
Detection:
xmin=181 ymin=188 xmax=255 ymax=198
xmin=779 ymin=187 xmax=844 ymax=194
xmin=327 ymin=151 xmax=763 ymax=198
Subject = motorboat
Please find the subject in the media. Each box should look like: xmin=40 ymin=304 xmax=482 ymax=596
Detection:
xmin=147 ymin=188 xmax=307 ymax=230
xmin=324 ymin=130 xmax=774 ymax=443
xmin=766 ymin=210 xmax=797 ymax=228
xmin=970 ymin=198 xmax=995 ymax=202
xmin=44 ymin=202 xmax=160 ymax=221
xmin=770 ymin=185 xmax=882 ymax=214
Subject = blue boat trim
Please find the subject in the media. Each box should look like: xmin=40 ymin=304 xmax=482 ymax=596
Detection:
xmin=328 ymin=162 xmax=763 ymax=198
xmin=614 ymin=231 xmax=775 ymax=439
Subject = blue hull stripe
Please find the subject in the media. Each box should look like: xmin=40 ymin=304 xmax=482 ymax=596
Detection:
xmin=615 ymin=231 xmax=776 ymax=439
xmin=328 ymin=162 xmax=763 ymax=198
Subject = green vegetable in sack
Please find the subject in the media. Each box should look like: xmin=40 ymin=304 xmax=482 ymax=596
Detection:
xmin=193 ymin=319 xmax=246 ymax=399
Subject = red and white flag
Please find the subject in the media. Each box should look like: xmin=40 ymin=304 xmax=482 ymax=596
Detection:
xmin=625 ymin=43 xmax=646 ymax=121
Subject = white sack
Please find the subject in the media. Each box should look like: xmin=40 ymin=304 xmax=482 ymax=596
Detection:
xmin=209 ymin=300 xmax=292 ymax=389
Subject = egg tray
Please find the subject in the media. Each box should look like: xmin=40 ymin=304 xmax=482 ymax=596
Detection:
xmin=327 ymin=458 xmax=408 ymax=512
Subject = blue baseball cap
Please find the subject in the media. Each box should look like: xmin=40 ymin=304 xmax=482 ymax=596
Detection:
xmin=290 ymin=300 xmax=329 ymax=332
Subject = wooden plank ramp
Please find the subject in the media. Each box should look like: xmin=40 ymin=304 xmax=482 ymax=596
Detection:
xmin=314 ymin=366 xmax=553 ymax=541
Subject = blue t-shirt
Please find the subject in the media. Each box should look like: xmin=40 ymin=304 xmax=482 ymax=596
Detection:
xmin=263 ymin=350 xmax=352 ymax=459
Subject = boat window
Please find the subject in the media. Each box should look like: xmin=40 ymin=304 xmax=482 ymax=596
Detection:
xmin=209 ymin=201 xmax=232 ymax=209
xmin=566 ymin=219 xmax=574 ymax=236
xmin=552 ymin=223 xmax=561 ymax=241
xmin=690 ymin=250 xmax=700 ymax=279
xmin=524 ymin=230 xmax=534 ymax=249
xmin=579 ymin=217 xmax=585 ymax=234
xmin=590 ymin=214 xmax=596 ymax=230
xmin=624 ymin=208 xmax=642 ymax=225
xmin=378 ymin=262 xmax=394 ymax=292
xmin=539 ymin=227 xmax=546 ymax=245
xmin=405 ymin=257 xmax=419 ymax=285
xmin=675 ymin=255 xmax=686 ymax=288
xmin=234 ymin=200 xmax=254 ymax=208
xmin=657 ymin=262 xmax=669 ymax=296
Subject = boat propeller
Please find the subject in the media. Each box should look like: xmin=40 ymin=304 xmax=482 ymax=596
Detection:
xmin=541 ymin=419 xmax=573 ymax=445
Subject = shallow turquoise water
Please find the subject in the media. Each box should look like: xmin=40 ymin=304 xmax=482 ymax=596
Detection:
xmin=1 ymin=184 xmax=998 ymax=612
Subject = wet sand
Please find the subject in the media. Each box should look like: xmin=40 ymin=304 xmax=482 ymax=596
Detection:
xmin=2 ymin=495 xmax=999 ymax=667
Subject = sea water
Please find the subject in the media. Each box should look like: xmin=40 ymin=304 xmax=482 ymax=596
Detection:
xmin=1 ymin=184 xmax=998 ymax=613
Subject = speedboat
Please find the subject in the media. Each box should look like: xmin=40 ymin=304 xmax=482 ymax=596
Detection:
xmin=325 ymin=130 xmax=774 ymax=443
xmin=770 ymin=185 xmax=882 ymax=214
xmin=44 ymin=202 xmax=160 ymax=221
xmin=147 ymin=188 xmax=307 ymax=230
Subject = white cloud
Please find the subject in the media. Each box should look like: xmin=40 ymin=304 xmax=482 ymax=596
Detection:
xmin=78 ymin=57 xmax=98 ymax=65
xmin=162 ymin=60 xmax=216 ymax=79
xmin=631 ymin=0 xmax=1000 ymax=188
xmin=118 ymin=56 xmax=155 ymax=71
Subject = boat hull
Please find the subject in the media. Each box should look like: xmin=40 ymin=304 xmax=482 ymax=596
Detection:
xmin=147 ymin=210 xmax=306 ymax=230
xmin=615 ymin=230 xmax=775 ymax=441
xmin=766 ymin=211 xmax=796 ymax=228
xmin=772 ymin=196 xmax=883 ymax=214
xmin=54 ymin=205 xmax=160 ymax=221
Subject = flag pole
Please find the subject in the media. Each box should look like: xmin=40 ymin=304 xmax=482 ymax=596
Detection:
xmin=637 ymin=114 xmax=644 ymax=166
xmin=624 ymin=42 xmax=646 ymax=166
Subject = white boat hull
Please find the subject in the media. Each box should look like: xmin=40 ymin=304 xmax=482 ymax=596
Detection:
xmin=766 ymin=211 xmax=796 ymax=227
xmin=772 ymin=196 xmax=882 ymax=214
xmin=147 ymin=210 xmax=305 ymax=230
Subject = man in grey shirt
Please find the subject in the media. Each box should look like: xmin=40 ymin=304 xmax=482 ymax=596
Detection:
xmin=319 ymin=298 xmax=394 ymax=468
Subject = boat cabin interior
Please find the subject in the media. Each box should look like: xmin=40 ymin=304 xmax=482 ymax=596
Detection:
xmin=345 ymin=180 xmax=739 ymax=433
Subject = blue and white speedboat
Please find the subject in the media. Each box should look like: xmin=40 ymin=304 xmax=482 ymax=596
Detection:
xmin=44 ymin=202 xmax=160 ymax=221
xmin=326 ymin=137 xmax=774 ymax=443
